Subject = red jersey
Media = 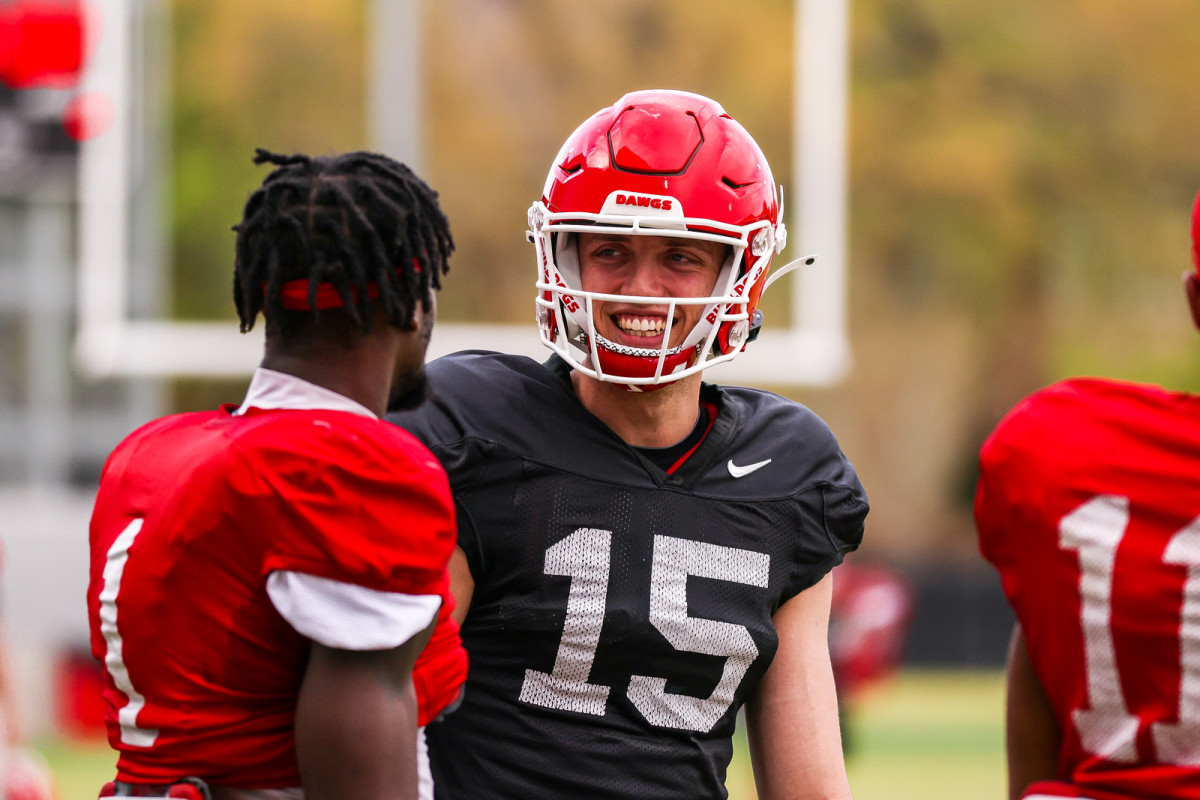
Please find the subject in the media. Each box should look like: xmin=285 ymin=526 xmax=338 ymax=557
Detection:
xmin=87 ymin=403 xmax=460 ymax=789
xmin=976 ymin=377 xmax=1200 ymax=800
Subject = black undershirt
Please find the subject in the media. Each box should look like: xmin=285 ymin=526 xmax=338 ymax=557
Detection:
xmin=545 ymin=356 xmax=716 ymax=474
xmin=631 ymin=402 xmax=712 ymax=472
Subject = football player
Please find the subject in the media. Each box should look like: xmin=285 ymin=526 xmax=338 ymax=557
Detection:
xmin=87 ymin=150 xmax=465 ymax=800
xmin=389 ymin=90 xmax=868 ymax=799
xmin=975 ymin=190 xmax=1200 ymax=799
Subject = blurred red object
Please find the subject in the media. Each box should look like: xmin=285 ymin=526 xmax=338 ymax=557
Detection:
xmin=5 ymin=747 xmax=57 ymax=800
xmin=0 ymin=1 xmax=93 ymax=90
xmin=54 ymin=647 xmax=106 ymax=740
xmin=828 ymin=561 xmax=914 ymax=697
xmin=61 ymin=88 xmax=111 ymax=140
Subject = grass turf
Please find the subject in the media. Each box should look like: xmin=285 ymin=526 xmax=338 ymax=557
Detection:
xmin=41 ymin=668 xmax=1007 ymax=799
xmin=727 ymin=668 xmax=1007 ymax=799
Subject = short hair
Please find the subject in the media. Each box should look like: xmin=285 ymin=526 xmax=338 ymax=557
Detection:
xmin=232 ymin=148 xmax=453 ymax=338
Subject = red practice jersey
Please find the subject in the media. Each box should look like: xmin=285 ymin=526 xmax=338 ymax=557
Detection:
xmin=87 ymin=404 xmax=461 ymax=789
xmin=976 ymin=377 xmax=1200 ymax=800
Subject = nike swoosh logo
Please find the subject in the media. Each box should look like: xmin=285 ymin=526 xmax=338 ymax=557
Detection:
xmin=727 ymin=458 xmax=772 ymax=478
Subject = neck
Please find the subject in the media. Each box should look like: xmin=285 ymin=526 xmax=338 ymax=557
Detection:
xmin=571 ymin=371 xmax=703 ymax=447
xmin=260 ymin=330 xmax=398 ymax=417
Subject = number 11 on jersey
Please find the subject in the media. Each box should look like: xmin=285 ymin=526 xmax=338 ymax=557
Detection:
xmin=1060 ymin=495 xmax=1200 ymax=766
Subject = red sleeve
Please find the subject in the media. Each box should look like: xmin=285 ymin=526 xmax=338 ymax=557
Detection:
xmin=414 ymin=601 xmax=468 ymax=727
xmin=975 ymin=395 xmax=1031 ymax=595
xmin=227 ymin=413 xmax=457 ymax=598
xmin=975 ymin=386 xmax=1066 ymax=617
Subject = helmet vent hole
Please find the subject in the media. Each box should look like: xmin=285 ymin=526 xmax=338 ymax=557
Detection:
xmin=722 ymin=177 xmax=752 ymax=190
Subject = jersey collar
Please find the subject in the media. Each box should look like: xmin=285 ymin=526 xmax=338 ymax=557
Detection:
xmin=543 ymin=354 xmax=737 ymax=487
xmin=235 ymin=367 xmax=376 ymax=418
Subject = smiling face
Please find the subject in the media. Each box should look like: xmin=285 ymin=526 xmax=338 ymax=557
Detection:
xmin=576 ymin=232 xmax=729 ymax=353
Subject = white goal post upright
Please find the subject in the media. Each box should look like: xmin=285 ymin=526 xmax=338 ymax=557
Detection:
xmin=75 ymin=0 xmax=266 ymax=377
xmin=74 ymin=0 xmax=850 ymax=385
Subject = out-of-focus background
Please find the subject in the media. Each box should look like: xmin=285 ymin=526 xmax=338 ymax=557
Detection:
xmin=2 ymin=1 xmax=1199 ymax=797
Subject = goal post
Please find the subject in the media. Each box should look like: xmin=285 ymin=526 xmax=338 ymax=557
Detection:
xmin=74 ymin=0 xmax=850 ymax=384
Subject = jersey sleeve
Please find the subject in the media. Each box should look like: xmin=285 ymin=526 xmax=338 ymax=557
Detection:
xmin=780 ymin=425 xmax=869 ymax=603
xmin=414 ymin=602 xmax=468 ymax=726
xmin=974 ymin=390 xmax=1054 ymax=611
xmin=227 ymin=416 xmax=457 ymax=599
xmin=265 ymin=570 xmax=442 ymax=650
xmin=975 ymin=420 xmax=1018 ymax=577
xmin=780 ymin=479 xmax=868 ymax=603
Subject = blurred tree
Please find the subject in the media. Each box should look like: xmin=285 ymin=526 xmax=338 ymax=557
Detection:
xmin=424 ymin=0 xmax=794 ymax=322
xmin=170 ymin=0 xmax=367 ymax=319
xmin=847 ymin=0 xmax=1200 ymax=557
xmin=162 ymin=0 xmax=1200 ymax=560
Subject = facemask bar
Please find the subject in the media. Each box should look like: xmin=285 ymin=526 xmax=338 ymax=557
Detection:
xmin=563 ymin=288 xmax=735 ymax=383
xmin=534 ymin=277 xmax=755 ymax=385
xmin=529 ymin=201 xmax=787 ymax=385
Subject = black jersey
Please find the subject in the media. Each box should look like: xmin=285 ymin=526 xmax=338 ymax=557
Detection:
xmin=389 ymin=352 xmax=867 ymax=800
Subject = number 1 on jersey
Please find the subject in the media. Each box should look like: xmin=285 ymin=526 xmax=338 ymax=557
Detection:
xmin=1059 ymin=495 xmax=1139 ymax=763
xmin=1153 ymin=516 xmax=1200 ymax=766
xmin=519 ymin=528 xmax=613 ymax=715
xmin=98 ymin=518 xmax=159 ymax=747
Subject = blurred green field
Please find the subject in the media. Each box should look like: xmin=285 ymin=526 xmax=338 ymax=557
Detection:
xmin=727 ymin=668 xmax=1007 ymax=800
xmin=41 ymin=668 xmax=1006 ymax=799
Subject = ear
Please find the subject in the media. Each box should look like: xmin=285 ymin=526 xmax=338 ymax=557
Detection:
xmin=1185 ymin=272 xmax=1200 ymax=332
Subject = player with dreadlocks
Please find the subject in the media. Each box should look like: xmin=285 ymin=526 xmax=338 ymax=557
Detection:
xmin=234 ymin=148 xmax=450 ymax=340
xmin=87 ymin=149 xmax=464 ymax=800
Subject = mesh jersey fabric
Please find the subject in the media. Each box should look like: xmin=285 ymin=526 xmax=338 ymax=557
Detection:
xmin=389 ymin=352 xmax=867 ymax=799
xmin=87 ymin=405 xmax=457 ymax=787
xmin=976 ymin=377 xmax=1200 ymax=800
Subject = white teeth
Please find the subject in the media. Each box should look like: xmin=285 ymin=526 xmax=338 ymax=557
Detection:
xmin=617 ymin=317 xmax=665 ymax=336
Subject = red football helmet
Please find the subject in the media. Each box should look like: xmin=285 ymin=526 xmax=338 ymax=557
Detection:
xmin=530 ymin=89 xmax=805 ymax=389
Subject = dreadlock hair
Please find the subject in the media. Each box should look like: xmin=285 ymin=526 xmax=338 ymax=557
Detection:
xmin=233 ymin=148 xmax=453 ymax=342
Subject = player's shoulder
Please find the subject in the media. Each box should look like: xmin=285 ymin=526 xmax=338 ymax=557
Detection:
xmin=391 ymin=350 xmax=575 ymax=445
xmin=983 ymin=376 xmax=1198 ymax=467
xmin=117 ymin=408 xmax=221 ymax=441
xmin=230 ymin=408 xmax=443 ymax=480
xmin=104 ymin=409 xmax=223 ymax=464
xmin=706 ymin=382 xmax=863 ymax=503
xmin=427 ymin=349 xmax=534 ymax=377
xmin=713 ymin=382 xmax=841 ymax=452
xmin=424 ymin=350 xmax=561 ymax=400
xmin=1023 ymin=375 xmax=1189 ymax=410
